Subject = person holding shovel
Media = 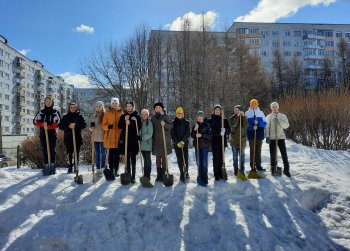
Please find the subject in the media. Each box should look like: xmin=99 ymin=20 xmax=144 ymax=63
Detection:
xmin=245 ymin=99 xmax=267 ymax=173
xmin=101 ymin=97 xmax=123 ymax=177
xmin=90 ymin=101 xmax=106 ymax=175
xmin=140 ymin=109 xmax=153 ymax=181
xmin=151 ymin=102 xmax=173 ymax=182
xmin=229 ymin=105 xmax=249 ymax=178
xmin=33 ymin=96 xmax=61 ymax=175
xmin=171 ymin=107 xmax=190 ymax=183
xmin=208 ymin=104 xmax=231 ymax=181
xmin=118 ymin=101 xmax=142 ymax=183
xmin=59 ymin=102 xmax=86 ymax=174
xmin=266 ymin=102 xmax=291 ymax=177
xmin=191 ymin=111 xmax=212 ymax=186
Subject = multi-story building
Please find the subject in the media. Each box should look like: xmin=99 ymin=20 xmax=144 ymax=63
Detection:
xmin=228 ymin=22 xmax=350 ymax=86
xmin=0 ymin=35 xmax=74 ymax=136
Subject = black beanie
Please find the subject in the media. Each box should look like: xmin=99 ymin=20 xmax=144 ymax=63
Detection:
xmin=234 ymin=105 xmax=243 ymax=111
xmin=153 ymin=102 xmax=164 ymax=110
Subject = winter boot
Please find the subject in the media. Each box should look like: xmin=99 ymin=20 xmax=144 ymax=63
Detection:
xmin=67 ymin=165 xmax=73 ymax=174
xmin=180 ymin=173 xmax=185 ymax=183
xmin=155 ymin=167 xmax=163 ymax=182
xmin=50 ymin=163 xmax=56 ymax=175
xmin=283 ymin=169 xmax=291 ymax=177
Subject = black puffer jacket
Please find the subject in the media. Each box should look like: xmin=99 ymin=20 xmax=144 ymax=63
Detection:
xmin=118 ymin=110 xmax=142 ymax=154
xmin=191 ymin=119 xmax=212 ymax=149
xmin=171 ymin=117 xmax=190 ymax=147
xmin=208 ymin=114 xmax=231 ymax=147
xmin=59 ymin=111 xmax=86 ymax=150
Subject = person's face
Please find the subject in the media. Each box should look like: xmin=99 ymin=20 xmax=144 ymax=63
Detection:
xmin=214 ymin=108 xmax=221 ymax=115
xmin=271 ymin=105 xmax=279 ymax=113
xmin=126 ymin=104 xmax=133 ymax=113
xmin=234 ymin=107 xmax=240 ymax=115
xmin=198 ymin=116 xmax=204 ymax=123
xmin=155 ymin=106 xmax=162 ymax=113
xmin=70 ymin=104 xmax=77 ymax=113
xmin=176 ymin=113 xmax=183 ymax=119
xmin=141 ymin=112 xmax=148 ymax=121
xmin=112 ymin=101 xmax=119 ymax=109
xmin=45 ymin=98 xmax=53 ymax=107
xmin=251 ymin=104 xmax=258 ymax=110
xmin=96 ymin=104 xmax=103 ymax=112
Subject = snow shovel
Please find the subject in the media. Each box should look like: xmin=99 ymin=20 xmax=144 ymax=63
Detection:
xmin=248 ymin=127 xmax=262 ymax=179
xmin=133 ymin=117 xmax=153 ymax=187
xmin=72 ymin=127 xmax=83 ymax=184
xmin=103 ymin=128 xmax=115 ymax=181
xmin=237 ymin=115 xmax=247 ymax=181
xmin=162 ymin=124 xmax=173 ymax=187
xmin=120 ymin=122 xmax=131 ymax=185
xmin=273 ymin=115 xmax=282 ymax=176
xmin=221 ymin=109 xmax=228 ymax=180
xmin=42 ymin=124 xmax=51 ymax=176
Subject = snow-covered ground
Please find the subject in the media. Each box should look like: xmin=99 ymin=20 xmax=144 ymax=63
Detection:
xmin=0 ymin=140 xmax=349 ymax=251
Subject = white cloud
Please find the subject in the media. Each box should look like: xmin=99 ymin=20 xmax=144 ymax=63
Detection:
xmin=59 ymin=72 xmax=93 ymax=88
xmin=166 ymin=11 xmax=218 ymax=31
xmin=18 ymin=49 xmax=31 ymax=56
xmin=235 ymin=0 xmax=336 ymax=22
xmin=73 ymin=24 xmax=95 ymax=34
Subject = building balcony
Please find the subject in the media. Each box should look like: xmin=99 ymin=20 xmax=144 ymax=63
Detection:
xmin=16 ymin=72 xmax=25 ymax=79
xmin=303 ymin=44 xmax=324 ymax=50
xmin=305 ymin=64 xmax=323 ymax=70
xmin=303 ymin=34 xmax=324 ymax=40
xmin=16 ymin=82 xmax=25 ymax=89
xmin=16 ymin=62 xmax=25 ymax=69
xmin=16 ymin=99 xmax=26 ymax=107
xmin=36 ymin=70 xmax=44 ymax=81
xmin=304 ymin=54 xmax=325 ymax=60
xmin=16 ymin=92 xmax=25 ymax=98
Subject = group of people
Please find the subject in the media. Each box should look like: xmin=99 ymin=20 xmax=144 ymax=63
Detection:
xmin=33 ymin=96 xmax=291 ymax=186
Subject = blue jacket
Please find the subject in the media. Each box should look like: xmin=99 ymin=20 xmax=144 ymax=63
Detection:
xmin=245 ymin=108 xmax=267 ymax=140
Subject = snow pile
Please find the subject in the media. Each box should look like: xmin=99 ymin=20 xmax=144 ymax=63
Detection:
xmin=0 ymin=140 xmax=349 ymax=251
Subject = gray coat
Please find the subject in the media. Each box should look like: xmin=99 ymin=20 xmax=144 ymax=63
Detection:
xmin=151 ymin=111 xmax=173 ymax=156
xmin=140 ymin=118 xmax=153 ymax=152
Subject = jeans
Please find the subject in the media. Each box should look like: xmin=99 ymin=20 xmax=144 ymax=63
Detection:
xmin=40 ymin=134 xmax=57 ymax=164
xmin=269 ymin=139 xmax=290 ymax=171
xmin=196 ymin=148 xmax=208 ymax=184
xmin=232 ymin=147 xmax=245 ymax=173
xmin=94 ymin=142 xmax=106 ymax=169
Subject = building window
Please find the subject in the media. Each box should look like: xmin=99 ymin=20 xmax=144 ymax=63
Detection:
xmin=5 ymin=73 xmax=10 ymax=80
xmin=4 ymin=51 xmax=10 ymax=59
xmin=272 ymin=31 xmax=279 ymax=36
xmin=5 ymin=116 xmax=9 ymax=122
xmin=325 ymin=41 xmax=334 ymax=47
xmin=336 ymin=32 xmax=342 ymax=38
xmin=237 ymin=28 xmax=248 ymax=35
xmin=345 ymin=33 xmax=350 ymax=38
xmin=294 ymin=30 xmax=302 ymax=37
xmin=284 ymin=51 xmax=291 ymax=57
xmin=324 ymin=31 xmax=333 ymax=37
xmin=261 ymin=30 xmax=269 ymax=36
xmin=284 ymin=30 xmax=290 ymax=36
xmin=0 ymin=70 xmax=3 ymax=78
xmin=5 ymin=105 xmax=9 ymax=111
xmin=249 ymin=38 xmax=259 ymax=45
xmin=5 ymin=94 xmax=9 ymax=100
xmin=249 ymin=28 xmax=258 ymax=34
xmin=0 ymin=48 xmax=3 ymax=55
xmin=0 ymin=59 xmax=3 ymax=67
xmin=261 ymin=51 xmax=268 ymax=57
xmin=294 ymin=41 xmax=302 ymax=47
xmin=272 ymin=40 xmax=280 ymax=46
xmin=296 ymin=51 xmax=302 ymax=56
xmin=283 ymin=41 xmax=291 ymax=47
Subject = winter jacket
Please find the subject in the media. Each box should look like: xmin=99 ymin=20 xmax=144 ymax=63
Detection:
xmin=245 ymin=107 xmax=267 ymax=141
xmin=33 ymin=106 xmax=61 ymax=138
xmin=118 ymin=110 xmax=142 ymax=154
xmin=229 ymin=114 xmax=248 ymax=148
xmin=191 ymin=119 xmax=212 ymax=149
xmin=151 ymin=111 xmax=173 ymax=156
xmin=171 ymin=117 xmax=190 ymax=147
xmin=90 ymin=111 xmax=104 ymax=142
xmin=59 ymin=111 xmax=86 ymax=150
xmin=265 ymin=113 xmax=290 ymax=140
xmin=141 ymin=118 xmax=153 ymax=152
xmin=101 ymin=107 xmax=123 ymax=149
xmin=208 ymin=114 xmax=231 ymax=147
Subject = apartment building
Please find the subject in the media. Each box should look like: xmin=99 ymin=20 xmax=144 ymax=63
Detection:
xmin=0 ymin=35 xmax=74 ymax=136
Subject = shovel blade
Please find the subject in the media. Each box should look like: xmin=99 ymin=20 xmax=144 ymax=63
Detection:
xmin=42 ymin=167 xmax=50 ymax=176
xmin=140 ymin=177 xmax=153 ymax=188
xmin=236 ymin=171 xmax=248 ymax=181
xmin=103 ymin=168 xmax=115 ymax=181
xmin=247 ymin=170 xmax=263 ymax=179
xmin=120 ymin=172 xmax=131 ymax=185
xmin=163 ymin=173 xmax=174 ymax=187
xmin=221 ymin=167 xmax=228 ymax=180
xmin=74 ymin=174 xmax=84 ymax=184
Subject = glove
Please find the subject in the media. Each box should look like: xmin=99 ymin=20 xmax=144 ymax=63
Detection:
xmin=220 ymin=128 xmax=225 ymax=136
xmin=177 ymin=141 xmax=185 ymax=148
xmin=90 ymin=122 xmax=95 ymax=127
xmin=266 ymin=137 xmax=270 ymax=144
xmin=137 ymin=135 xmax=142 ymax=141
xmin=108 ymin=124 xmax=113 ymax=129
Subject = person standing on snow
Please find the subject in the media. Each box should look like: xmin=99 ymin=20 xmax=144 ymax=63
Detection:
xmin=90 ymin=101 xmax=106 ymax=174
xmin=151 ymin=102 xmax=173 ymax=182
xmin=229 ymin=105 xmax=249 ymax=177
xmin=101 ymin=97 xmax=123 ymax=177
xmin=208 ymin=104 xmax=231 ymax=181
xmin=140 ymin=109 xmax=153 ymax=180
xmin=59 ymin=102 xmax=86 ymax=174
xmin=171 ymin=107 xmax=190 ymax=183
xmin=265 ymin=102 xmax=291 ymax=177
xmin=33 ymin=96 xmax=61 ymax=175
xmin=245 ymin=99 xmax=267 ymax=172
xmin=118 ymin=101 xmax=142 ymax=183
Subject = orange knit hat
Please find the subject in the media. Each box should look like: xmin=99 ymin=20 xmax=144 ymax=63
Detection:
xmin=250 ymin=99 xmax=259 ymax=107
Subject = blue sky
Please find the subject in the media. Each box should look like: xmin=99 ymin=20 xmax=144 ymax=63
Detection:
xmin=1 ymin=0 xmax=349 ymax=87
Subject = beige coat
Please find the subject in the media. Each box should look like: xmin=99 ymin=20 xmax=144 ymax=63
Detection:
xmin=90 ymin=112 xmax=104 ymax=142
xmin=265 ymin=113 xmax=290 ymax=140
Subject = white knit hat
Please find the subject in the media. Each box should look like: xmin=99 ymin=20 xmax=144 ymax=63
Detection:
xmin=111 ymin=98 xmax=119 ymax=105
